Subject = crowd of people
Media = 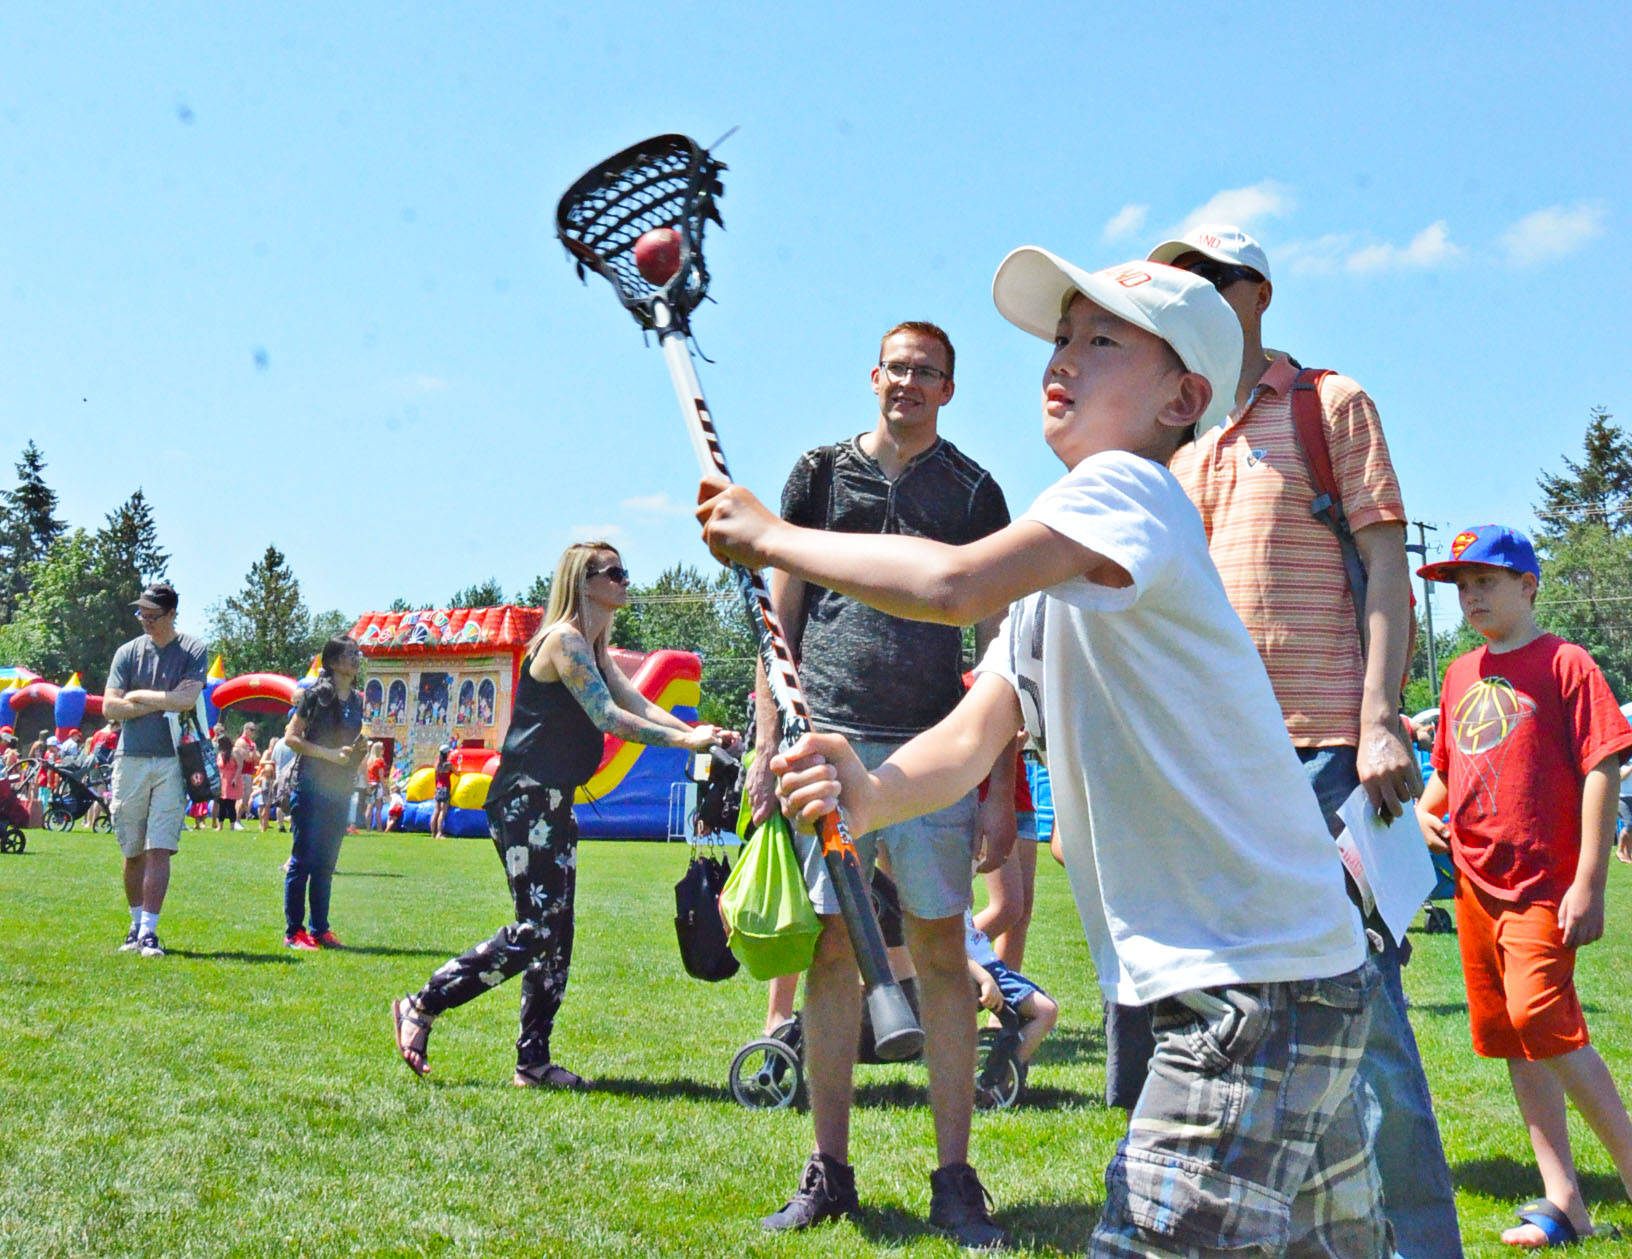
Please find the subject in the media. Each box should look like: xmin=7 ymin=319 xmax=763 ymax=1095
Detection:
xmin=29 ymin=220 xmax=1632 ymax=1253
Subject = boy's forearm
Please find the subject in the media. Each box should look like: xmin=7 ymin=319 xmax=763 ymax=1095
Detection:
xmin=864 ymin=680 xmax=1023 ymax=833
xmin=762 ymin=521 xmax=972 ymax=625
xmin=1575 ymin=759 xmax=1619 ymax=892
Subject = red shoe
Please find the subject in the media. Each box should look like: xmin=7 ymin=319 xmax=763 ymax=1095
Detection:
xmin=314 ymin=929 xmax=344 ymax=949
xmin=284 ymin=929 xmax=319 ymax=950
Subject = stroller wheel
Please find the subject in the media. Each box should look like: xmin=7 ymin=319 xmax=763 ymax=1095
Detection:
xmin=975 ymin=1027 xmax=1026 ymax=1111
xmin=42 ymin=804 xmax=74 ymax=833
xmin=93 ymin=814 xmax=112 ymax=834
xmin=0 ymin=826 xmax=24 ymax=854
xmin=729 ymin=1037 xmax=803 ymax=1110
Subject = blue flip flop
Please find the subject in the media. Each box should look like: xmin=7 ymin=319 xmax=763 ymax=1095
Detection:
xmin=1512 ymin=1199 xmax=1579 ymax=1248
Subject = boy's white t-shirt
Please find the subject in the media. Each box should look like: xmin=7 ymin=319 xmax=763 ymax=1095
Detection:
xmin=978 ymin=450 xmax=1366 ymax=1005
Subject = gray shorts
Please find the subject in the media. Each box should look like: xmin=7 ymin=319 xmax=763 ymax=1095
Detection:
xmin=111 ymin=755 xmax=187 ymax=859
xmin=795 ymin=738 xmax=978 ymax=922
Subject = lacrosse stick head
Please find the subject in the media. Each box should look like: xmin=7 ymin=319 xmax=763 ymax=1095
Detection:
xmin=556 ymin=133 xmax=726 ymax=334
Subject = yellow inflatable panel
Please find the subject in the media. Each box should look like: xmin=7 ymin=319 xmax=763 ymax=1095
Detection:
xmin=451 ymin=772 xmax=491 ymax=811
xmin=405 ymin=766 xmax=435 ymax=803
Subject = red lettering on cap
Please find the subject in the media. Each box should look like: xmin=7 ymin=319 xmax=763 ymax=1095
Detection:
xmin=1200 ymin=234 xmax=1222 ymax=247
xmin=1450 ymin=530 xmax=1478 ymax=558
xmin=1115 ymin=269 xmax=1151 ymax=288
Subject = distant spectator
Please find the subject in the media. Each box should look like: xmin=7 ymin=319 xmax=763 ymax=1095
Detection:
xmin=213 ymin=732 xmax=239 ymax=831
xmin=430 ymin=745 xmax=453 ymax=839
xmin=281 ymin=637 xmax=368 ymax=950
xmin=102 ymin=581 xmax=209 ymax=960
xmin=365 ymin=742 xmax=388 ymax=831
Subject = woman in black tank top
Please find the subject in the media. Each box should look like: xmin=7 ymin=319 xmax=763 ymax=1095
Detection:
xmin=392 ymin=542 xmax=737 ymax=1088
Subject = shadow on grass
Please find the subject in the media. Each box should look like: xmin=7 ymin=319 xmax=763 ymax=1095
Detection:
xmin=1412 ymin=999 xmax=1603 ymax=1017
xmin=851 ymin=1074 xmax=1099 ymax=1114
xmin=585 ymin=1074 xmax=733 ymax=1104
xmin=851 ymin=1196 xmax=1096 ymax=1253
xmin=339 ymin=944 xmax=464 ymax=959
xmin=1030 ymin=1025 xmax=1105 ymax=1067
xmin=169 ymin=949 xmax=299 ymax=964
xmin=1454 ymin=1154 xmax=1626 ymax=1204
xmin=333 ymin=871 xmax=405 ymax=879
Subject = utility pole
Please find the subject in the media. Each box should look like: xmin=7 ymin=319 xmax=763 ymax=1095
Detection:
xmin=1403 ymin=521 xmax=1440 ymax=691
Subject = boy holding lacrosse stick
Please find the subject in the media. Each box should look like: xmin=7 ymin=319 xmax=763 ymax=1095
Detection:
xmin=698 ymin=251 xmax=1391 ymax=1256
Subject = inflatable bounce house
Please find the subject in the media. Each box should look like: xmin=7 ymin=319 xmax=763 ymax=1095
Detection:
xmin=347 ymin=606 xmax=701 ymax=840
xmin=1 ymin=669 xmax=106 ymax=739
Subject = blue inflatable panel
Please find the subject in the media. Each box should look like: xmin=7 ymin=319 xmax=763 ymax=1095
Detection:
xmin=401 ymin=800 xmax=435 ymax=832
xmin=444 ymin=805 xmax=489 ymax=838
xmin=1027 ymin=759 xmax=1054 ymax=845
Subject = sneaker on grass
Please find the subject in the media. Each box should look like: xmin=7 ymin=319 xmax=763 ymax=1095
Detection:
xmin=137 ymin=933 xmax=165 ymax=958
xmin=313 ymin=930 xmax=343 ymax=949
xmin=928 ymin=1162 xmax=1005 ymax=1250
xmin=285 ymin=929 xmax=319 ymax=950
xmin=118 ymin=925 xmax=141 ymax=953
xmin=761 ymin=1152 xmax=859 ymax=1232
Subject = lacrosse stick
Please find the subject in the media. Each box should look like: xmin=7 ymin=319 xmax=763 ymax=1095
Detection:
xmin=557 ymin=133 xmax=923 ymax=1061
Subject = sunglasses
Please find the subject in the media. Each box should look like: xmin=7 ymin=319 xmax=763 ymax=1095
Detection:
xmin=589 ymin=565 xmax=631 ymax=584
xmin=1181 ymin=257 xmax=1264 ymax=293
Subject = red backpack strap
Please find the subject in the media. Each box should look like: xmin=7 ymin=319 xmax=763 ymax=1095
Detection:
xmin=1289 ymin=368 xmax=1339 ymax=506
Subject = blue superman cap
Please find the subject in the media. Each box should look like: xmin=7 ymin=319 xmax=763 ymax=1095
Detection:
xmin=1416 ymin=524 xmax=1540 ymax=583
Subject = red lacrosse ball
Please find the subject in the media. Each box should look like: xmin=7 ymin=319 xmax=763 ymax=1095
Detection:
xmin=633 ymin=227 xmax=682 ymax=284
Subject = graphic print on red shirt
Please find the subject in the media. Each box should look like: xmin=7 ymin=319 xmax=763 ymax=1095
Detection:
xmin=1432 ymin=634 xmax=1632 ymax=906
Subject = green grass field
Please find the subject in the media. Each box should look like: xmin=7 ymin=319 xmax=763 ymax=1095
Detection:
xmin=3 ymin=826 xmax=1632 ymax=1257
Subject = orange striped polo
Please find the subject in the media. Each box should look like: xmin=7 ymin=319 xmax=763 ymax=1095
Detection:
xmin=1169 ymin=355 xmax=1406 ymax=747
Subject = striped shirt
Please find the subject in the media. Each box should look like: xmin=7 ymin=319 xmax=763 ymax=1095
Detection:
xmin=1169 ymin=355 xmax=1405 ymax=747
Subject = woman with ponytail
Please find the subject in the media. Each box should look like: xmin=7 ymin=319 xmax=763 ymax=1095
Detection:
xmin=391 ymin=542 xmax=737 ymax=1088
xmin=282 ymin=636 xmax=368 ymax=950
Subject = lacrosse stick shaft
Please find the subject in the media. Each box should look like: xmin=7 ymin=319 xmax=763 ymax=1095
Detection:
xmin=654 ymin=302 xmax=923 ymax=1061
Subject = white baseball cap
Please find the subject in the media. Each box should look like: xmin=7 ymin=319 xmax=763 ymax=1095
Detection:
xmin=1146 ymin=223 xmax=1271 ymax=283
xmin=991 ymin=249 xmax=1245 ymax=436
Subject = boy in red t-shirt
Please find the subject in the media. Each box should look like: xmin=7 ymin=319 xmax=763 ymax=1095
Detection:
xmin=1415 ymin=524 xmax=1632 ymax=1247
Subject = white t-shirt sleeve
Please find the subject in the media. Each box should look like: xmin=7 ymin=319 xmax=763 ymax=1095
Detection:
xmin=1020 ymin=451 xmax=1180 ymax=612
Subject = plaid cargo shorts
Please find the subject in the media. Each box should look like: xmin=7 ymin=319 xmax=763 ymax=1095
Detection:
xmin=1092 ymin=960 xmax=1393 ymax=1258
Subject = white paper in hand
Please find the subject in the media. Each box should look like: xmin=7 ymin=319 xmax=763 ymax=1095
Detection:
xmin=1334 ymin=786 xmax=1438 ymax=944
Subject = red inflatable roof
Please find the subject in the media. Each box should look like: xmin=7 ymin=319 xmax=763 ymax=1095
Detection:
xmin=349 ymin=605 xmax=546 ymax=656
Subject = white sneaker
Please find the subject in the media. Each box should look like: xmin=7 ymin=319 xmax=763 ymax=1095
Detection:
xmin=232 ymin=822 xmax=245 ymax=831
xmin=138 ymin=933 xmax=165 ymax=958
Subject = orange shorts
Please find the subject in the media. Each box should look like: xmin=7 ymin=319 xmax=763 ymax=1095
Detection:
xmin=1455 ymin=877 xmax=1588 ymax=1060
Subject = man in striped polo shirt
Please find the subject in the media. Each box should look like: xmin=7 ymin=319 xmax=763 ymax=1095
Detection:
xmin=1153 ymin=224 xmax=1461 ymax=1258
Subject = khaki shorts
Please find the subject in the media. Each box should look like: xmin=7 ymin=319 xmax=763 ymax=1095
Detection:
xmin=795 ymin=738 xmax=978 ymax=922
xmin=111 ymin=755 xmax=187 ymax=859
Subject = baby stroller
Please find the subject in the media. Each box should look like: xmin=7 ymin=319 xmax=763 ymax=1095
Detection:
xmin=728 ymin=983 xmax=1029 ymax=1112
xmin=15 ymin=756 xmax=112 ymax=834
xmin=0 ymin=769 xmax=31 ymax=853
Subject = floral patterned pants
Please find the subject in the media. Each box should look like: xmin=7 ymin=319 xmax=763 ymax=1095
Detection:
xmin=416 ymin=786 xmax=578 ymax=1069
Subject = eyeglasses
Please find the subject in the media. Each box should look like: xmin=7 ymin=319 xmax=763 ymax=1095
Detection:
xmin=133 ymin=609 xmax=167 ymax=623
xmin=589 ymin=565 xmax=631 ymax=584
xmin=878 ymin=360 xmax=950 ymax=385
xmin=1180 ymin=257 xmax=1264 ymax=293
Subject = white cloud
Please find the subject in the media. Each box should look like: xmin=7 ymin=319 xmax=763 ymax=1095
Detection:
xmin=1500 ymin=202 xmax=1607 ymax=265
xmin=568 ymin=523 xmax=629 ymax=544
xmin=1174 ymin=181 xmax=1295 ymax=236
xmin=619 ymin=491 xmax=690 ymax=516
xmin=1274 ymin=233 xmax=1359 ymax=277
xmin=399 ymin=373 xmax=450 ymax=395
xmin=1344 ymin=221 xmax=1461 ymax=273
xmin=1101 ymin=203 xmax=1148 ymax=242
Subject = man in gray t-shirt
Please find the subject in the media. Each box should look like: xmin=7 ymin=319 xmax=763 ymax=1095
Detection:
xmin=103 ymin=583 xmax=208 ymax=958
xmin=752 ymin=322 xmax=1013 ymax=1246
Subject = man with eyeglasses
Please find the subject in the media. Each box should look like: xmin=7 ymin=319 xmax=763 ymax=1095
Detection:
xmin=102 ymin=582 xmax=209 ymax=959
xmin=1151 ymin=225 xmax=1461 ymax=1257
xmin=751 ymin=321 xmax=1013 ymax=1246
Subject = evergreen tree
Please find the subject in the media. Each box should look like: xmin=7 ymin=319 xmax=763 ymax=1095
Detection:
xmin=449 ymin=577 xmax=505 ymax=608
xmin=98 ymin=489 xmax=170 ymax=587
xmin=0 ymin=441 xmax=66 ymax=624
xmin=516 ymin=573 xmax=552 ymax=609
xmin=209 ymin=545 xmax=315 ymax=679
xmin=0 ymin=530 xmax=102 ymax=682
xmin=1532 ymin=408 xmax=1632 ymax=698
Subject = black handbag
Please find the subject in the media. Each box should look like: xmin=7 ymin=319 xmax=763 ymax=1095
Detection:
xmin=171 ymin=703 xmax=220 ymax=805
xmin=674 ymin=850 xmax=739 ymax=982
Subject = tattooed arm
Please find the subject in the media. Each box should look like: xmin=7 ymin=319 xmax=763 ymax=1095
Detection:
xmin=541 ymin=627 xmax=724 ymax=752
xmin=601 ymin=658 xmax=693 ymax=734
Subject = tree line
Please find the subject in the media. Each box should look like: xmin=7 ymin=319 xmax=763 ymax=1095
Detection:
xmin=5 ymin=407 xmax=1628 ymax=737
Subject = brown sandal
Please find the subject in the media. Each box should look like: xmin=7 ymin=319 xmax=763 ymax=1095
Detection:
xmin=513 ymin=1061 xmax=590 ymax=1090
xmin=391 ymin=995 xmax=432 ymax=1077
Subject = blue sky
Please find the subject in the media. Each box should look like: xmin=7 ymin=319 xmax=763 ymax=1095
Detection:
xmin=2 ymin=2 xmax=1627 ymax=644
